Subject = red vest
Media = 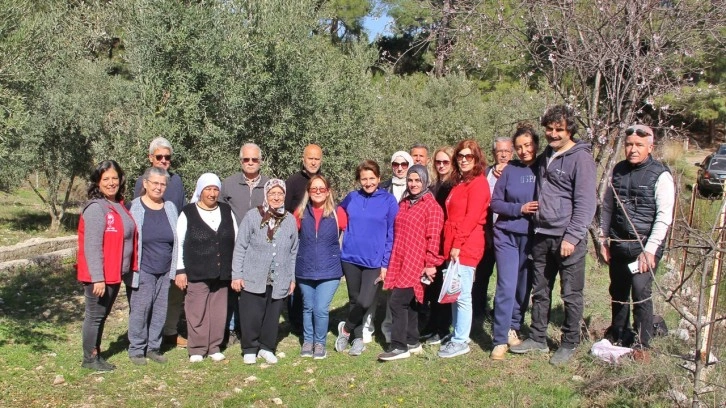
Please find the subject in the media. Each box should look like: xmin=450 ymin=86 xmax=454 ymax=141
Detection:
xmin=76 ymin=200 xmax=138 ymax=284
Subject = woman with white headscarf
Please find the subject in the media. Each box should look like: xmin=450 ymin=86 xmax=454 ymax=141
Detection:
xmin=231 ymin=179 xmax=298 ymax=365
xmin=175 ymin=173 xmax=238 ymax=363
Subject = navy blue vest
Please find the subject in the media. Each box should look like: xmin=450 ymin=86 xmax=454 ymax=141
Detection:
xmin=295 ymin=205 xmax=343 ymax=280
xmin=609 ymin=156 xmax=669 ymax=259
xmin=182 ymin=202 xmax=235 ymax=281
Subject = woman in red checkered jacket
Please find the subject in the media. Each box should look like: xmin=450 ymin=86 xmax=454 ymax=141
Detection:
xmin=378 ymin=164 xmax=445 ymax=361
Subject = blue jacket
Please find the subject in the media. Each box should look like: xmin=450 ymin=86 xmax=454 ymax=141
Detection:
xmin=490 ymin=160 xmax=536 ymax=235
xmin=340 ymin=188 xmax=398 ymax=268
xmin=295 ymin=204 xmax=344 ymax=280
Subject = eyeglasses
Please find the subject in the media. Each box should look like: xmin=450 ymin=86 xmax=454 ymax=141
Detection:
xmin=391 ymin=161 xmax=409 ymax=169
xmin=625 ymin=127 xmax=650 ymax=137
xmin=456 ymin=153 xmax=475 ymax=162
xmin=154 ymin=155 xmax=172 ymax=161
xmin=309 ymin=187 xmax=328 ymax=193
xmin=267 ymin=192 xmax=284 ymax=198
xmin=145 ymin=180 xmax=167 ymax=188
xmin=241 ymin=157 xmax=260 ymax=163
xmin=435 ymin=159 xmax=451 ymax=166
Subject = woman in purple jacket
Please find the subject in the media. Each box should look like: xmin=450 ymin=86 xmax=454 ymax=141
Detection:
xmin=489 ymin=124 xmax=540 ymax=360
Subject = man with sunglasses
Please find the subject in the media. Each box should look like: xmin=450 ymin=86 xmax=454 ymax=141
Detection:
xmin=283 ymin=144 xmax=324 ymax=335
xmin=599 ymin=124 xmax=674 ymax=350
xmin=220 ymin=143 xmax=270 ymax=347
xmin=510 ymin=105 xmax=596 ymax=366
xmin=134 ymin=137 xmax=188 ymax=348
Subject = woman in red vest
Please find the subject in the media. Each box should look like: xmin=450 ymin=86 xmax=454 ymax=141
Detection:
xmin=77 ymin=160 xmax=138 ymax=371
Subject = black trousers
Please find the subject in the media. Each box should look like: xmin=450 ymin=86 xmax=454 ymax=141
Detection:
xmin=342 ymin=262 xmax=381 ymax=336
xmin=389 ymin=287 xmax=419 ymax=350
xmin=238 ymin=285 xmax=285 ymax=355
xmin=609 ymin=254 xmax=655 ymax=347
xmin=473 ymin=245 xmax=496 ymax=316
xmin=529 ymin=234 xmax=587 ymax=347
xmin=421 ymin=263 xmax=452 ymax=337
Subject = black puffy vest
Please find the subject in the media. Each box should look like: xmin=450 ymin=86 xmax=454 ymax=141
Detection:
xmin=182 ymin=202 xmax=236 ymax=281
xmin=609 ymin=156 xmax=669 ymax=258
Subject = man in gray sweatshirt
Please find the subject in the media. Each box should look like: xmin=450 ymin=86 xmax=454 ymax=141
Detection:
xmin=510 ymin=105 xmax=596 ymax=366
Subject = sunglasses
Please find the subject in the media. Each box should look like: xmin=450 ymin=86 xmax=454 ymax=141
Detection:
xmin=392 ymin=161 xmax=409 ymax=169
xmin=309 ymin=187 xmax=328 ymax=193
xmin=241 ymin=157 xmax=261 ymax=163
xmin=456 ymin=153 xmax=475 ymax=162
xmin=435 ymin=159 xmax=451 ymax=166
xmin=625 ymin=128 xmax=650 ymax=137
xmin=154 ymin=154 xmax=172 ymax=161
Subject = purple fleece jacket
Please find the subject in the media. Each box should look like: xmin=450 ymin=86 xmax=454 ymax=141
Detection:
xmin=533 ymin=140 xmax=596 ymax=245
xmin=490 ymin=160 xmax=536 ymax=235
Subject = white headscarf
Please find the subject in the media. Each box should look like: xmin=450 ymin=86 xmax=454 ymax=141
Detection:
xmin=190 ymin=173 xmax=222 ymax=204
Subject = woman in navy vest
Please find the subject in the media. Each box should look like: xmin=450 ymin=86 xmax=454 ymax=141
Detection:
xmin=175 ymin=173 xmax=238 ymax=363
xmin=294 ymin=175 xmax=347 ymax=360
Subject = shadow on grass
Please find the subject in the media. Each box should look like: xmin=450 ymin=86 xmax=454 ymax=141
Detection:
xmin=0 ymin=262 xmax=84 ymax=352
xmin=0 ymin=211 xmax=80 ymax=232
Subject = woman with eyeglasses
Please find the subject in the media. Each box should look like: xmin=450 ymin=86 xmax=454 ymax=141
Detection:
xmin=231 ymin=179 xmax=298 ymax=365
xmin=127 ymin=167 xmax=179 ymax=365
xmin=175 ymin=173 xmax=238 ymax=363
xmin=334 ymin=160 xmax=398 ymax=356
xmin=420 ymin=146 xmax=455 ymax=345
xmin=489 ymin=124 xmax=540 ymax=360
xmin=77 ymin=160 xmax=138 ymax=371
xmin=293 ymin=175 xmax=347 ymax=360
xmin=437 ymin=139 xmax=491 ymax=359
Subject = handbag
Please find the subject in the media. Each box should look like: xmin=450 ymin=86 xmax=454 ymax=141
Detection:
xmin=438 ymin=259 xmax=462 ymax=303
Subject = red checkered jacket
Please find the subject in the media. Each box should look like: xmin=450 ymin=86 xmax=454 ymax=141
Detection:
xmin=384 ymin=192 xmax=445 ymax=302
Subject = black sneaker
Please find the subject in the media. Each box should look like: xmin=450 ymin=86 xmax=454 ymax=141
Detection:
xmin=378 ymin=348 xmax=411 ymax=361
xmin=147 ymin=350 xmax=167 ymax=364
xmin=82 ymin=356 xmax=115 ymax=371
xmin=509 ymin=338 xmax=549 ymax=354
xmin=549 ymin=346 xmax=576 ymax=366
xmin=129 ymin=355 xmax=147 ymax=365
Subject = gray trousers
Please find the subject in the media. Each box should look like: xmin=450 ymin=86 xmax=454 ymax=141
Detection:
xmin=82 ymin=283 xmax=120 ymax=360
xmin=185 ymin=279 xmax=227 ymax=357
xmin=128 ymin=272 xmax=170 ymax=356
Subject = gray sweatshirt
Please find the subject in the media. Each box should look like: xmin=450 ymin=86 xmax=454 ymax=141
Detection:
xmin=533 ymin=140 xmax=597 ymax=245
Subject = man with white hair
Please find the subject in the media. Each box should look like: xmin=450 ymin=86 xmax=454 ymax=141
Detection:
xmin=599 ymin=124 xmax=674 ymax=350
xmin=134 ymin=137 xmax=187 ymax=348
xmin=220 ymin=143 xmax=270 ymax=347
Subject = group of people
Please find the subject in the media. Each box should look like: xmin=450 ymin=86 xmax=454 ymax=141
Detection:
xmin=76 ymin=104 xmax=675 ymax=371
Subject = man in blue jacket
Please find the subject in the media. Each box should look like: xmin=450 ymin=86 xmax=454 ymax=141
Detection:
xmin=510 ymin=105 xmax=596 ymax=366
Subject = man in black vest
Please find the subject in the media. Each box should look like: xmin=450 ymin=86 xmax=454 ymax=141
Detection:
xmin=599 ymin=124 xmax=675 ymax=349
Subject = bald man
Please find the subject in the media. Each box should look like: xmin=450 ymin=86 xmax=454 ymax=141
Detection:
xmin=285 ymin=144 xmax=323 ymax=212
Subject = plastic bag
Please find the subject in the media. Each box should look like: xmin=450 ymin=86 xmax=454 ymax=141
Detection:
xmin=438 ymin=260 xmax=461 ymax=304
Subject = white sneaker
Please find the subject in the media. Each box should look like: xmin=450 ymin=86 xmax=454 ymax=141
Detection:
xmin=243 ymin=353 xmax=257 ymax=364
xmin=208 ymin=352 xmax=225 ymax=362
xmin=258 ymin=349 xmax=278 ymax=364
xmin=189 ymin=355 xmax=204 ymax=363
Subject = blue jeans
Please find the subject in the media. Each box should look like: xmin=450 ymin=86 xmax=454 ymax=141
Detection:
xmin=451 ymin=264 xmax=474 ymax=344
xmin=298 ymin=278 xmax=341 ymax=346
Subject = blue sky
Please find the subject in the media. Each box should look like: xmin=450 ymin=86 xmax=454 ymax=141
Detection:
xmin=363 ymin=14 xmax=393 ymax=39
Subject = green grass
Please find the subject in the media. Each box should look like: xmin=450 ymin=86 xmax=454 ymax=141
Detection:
xmin=2 ymin=254 xmax=720 ymax=408
xmin=0 ymin=188 xmax=80 ymax=246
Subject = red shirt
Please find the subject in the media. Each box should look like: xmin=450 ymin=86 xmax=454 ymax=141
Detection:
xmin=384 ymin=192 xmax=444 ymax=302
xmin=443 ymin=174 xmax=490 ymax=267
xmin=294 ymin=206 xmax=347 ymax=231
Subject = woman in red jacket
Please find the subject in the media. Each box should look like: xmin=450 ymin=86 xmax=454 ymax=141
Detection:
xmin=77 ymin=160 xmax=138 ymax=371
xmin=438 ymin=140 xmax=490 ymax=359
xmin=378 ymin=165 xmax=444 ymax=361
